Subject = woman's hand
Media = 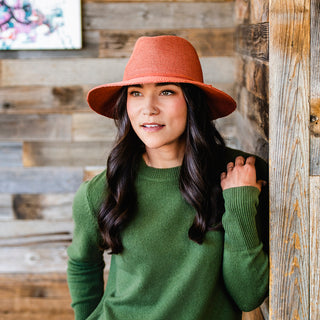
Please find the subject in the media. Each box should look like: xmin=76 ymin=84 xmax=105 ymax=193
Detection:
xmin=220 ymin=156 xmax=266 ymax=192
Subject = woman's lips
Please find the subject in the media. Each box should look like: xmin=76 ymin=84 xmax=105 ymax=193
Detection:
xmin=141 ymin=123 xmax=165 ymax=132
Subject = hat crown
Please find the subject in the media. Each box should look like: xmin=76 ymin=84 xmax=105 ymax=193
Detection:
xmin=123 ymin=36 xmax=204 ymax=83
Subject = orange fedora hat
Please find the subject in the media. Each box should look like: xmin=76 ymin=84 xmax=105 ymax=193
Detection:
xmin=87 ymin=35 xmax=236 ymax=120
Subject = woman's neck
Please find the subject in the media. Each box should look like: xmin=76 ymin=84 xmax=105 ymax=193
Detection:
xmin=143 ymin=144 xmax=185 ymax=169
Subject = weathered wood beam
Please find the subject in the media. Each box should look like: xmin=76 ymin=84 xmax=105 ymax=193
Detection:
xmin=0 ymin=57 xmax=235 ymax=87
xmin=12 ymin=194 xmax=75 ymax=220
xmin=0 ymin=114 xmax=72 ymax=141
xmin=99 ymin=29 xmax=235 ymax=58
xmin=0 ymin=167 xmax=83 ymax=193
xmin=0 ymin=142 xmax=22 ymax=167
xmin=72 ymin=113 xmax=117 ymax=141
xmin=310 ymin=176 xmax=320 ymax=318
xmin=84 ymin=0 xmax=234 ymax=2
xmin=236 ymin=23 xmax=269 ymax=61
xmin=269 ymin=0 xmax=310 ymax=319
xmin=23 ymin=141 xmax=112 ymax=167
xmin=84 ymin=2 xmax=235 ymax=30
xmin=0 ymin=273 xmax=73 ymax=319
xmin=310 ymin=0 xmax=320 ymax=175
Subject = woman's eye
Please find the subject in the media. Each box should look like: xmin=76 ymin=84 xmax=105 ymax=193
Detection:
xmin=161 ymin=90 xmax=174 ymax=96
xmin=129 ymin=91 xmax=142 ymax=97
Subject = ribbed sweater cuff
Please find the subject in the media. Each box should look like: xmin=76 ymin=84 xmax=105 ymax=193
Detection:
xmin=222 ymin=186 xmax=261 ymax=250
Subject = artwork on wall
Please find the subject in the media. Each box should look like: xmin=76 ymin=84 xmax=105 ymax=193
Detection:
xmin=0 ymin=0 xmax=82 ymax=50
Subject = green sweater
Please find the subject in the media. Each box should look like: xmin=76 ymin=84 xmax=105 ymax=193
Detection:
xmin=67 ymin=148 xmax=269 ymax=320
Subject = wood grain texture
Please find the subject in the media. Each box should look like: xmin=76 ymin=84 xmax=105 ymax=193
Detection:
xmin=1 ymin=59 xmax=127 ymax=86
xmin=1 ymin=57 xmax=235 ymax=87
xmin=242 ymin=307 xmax=264 ymax=320
xmin=0 ymin=85 xmax=91 ymax=114
xmin=310 ymin=176 xmax=320 ymax=318
xmin=23 ymin=141 xmax=111 ymax=167
xmin=236 ymin=23 xmax=269 ymax=61
xmin=0 ymin=194 xmax=13 ymax=221
xmin=84 ymin=0 xmax=234 ymax=2
xmin=0 ymin=142 xmax=22 ymax=167
xmin=0 ymin=167 xmax=83 ymax=193
xmin=0 ymin=273 xmax=73 ymax=319
xmin=72 ymin=113 xmax=117 ymax=141
xmin=250 ymin=0 xmax=269 ymax=24
xmin=0 ymin=114 xmax=72 ymax=141
xmin=0 ymin=220 xmax=73 ymax=239
xmin=269 ymin=0 xmax=310 ymax=319
xmin=310 ymin=0 xmax=320 ymax=175
xmin=234 ymin=84 xmax=269 ymax=139
xmin=12 ymin=194 xmax=74 ymax=220
xmin=244 ymin=57 xmax=269 ymax=102
xmin=99 ymin=29 xmax=235 ymax=58
xmin=84 ymin=2 xmax=235 ymax=30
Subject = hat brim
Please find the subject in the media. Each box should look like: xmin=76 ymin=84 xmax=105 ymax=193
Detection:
xmin=87 ymin=76 xmax=236 ymax=120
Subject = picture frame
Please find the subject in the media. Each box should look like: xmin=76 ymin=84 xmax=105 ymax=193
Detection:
xmin=0 ymin=0 xmax=82 ymax=50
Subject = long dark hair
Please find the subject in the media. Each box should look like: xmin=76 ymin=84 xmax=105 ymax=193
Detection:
xmin=98 ymin=83 xmax=226 ymax=254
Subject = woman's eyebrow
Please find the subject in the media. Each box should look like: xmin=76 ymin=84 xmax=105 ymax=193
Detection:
xmin=155 ymin=82 xmax=177 ymax=87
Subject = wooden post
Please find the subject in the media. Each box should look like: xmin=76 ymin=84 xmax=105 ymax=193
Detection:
xmin=269 ymin=0 xmax=310 ymax=319
xmin=310 ymin=0 xmax=320 ymax=318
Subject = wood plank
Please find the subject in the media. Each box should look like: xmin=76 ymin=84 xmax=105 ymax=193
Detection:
xmin=12 ymin=194 xmax=74 ymax=220
xmin=0 ymin=167 xmax=83 ymax=194
xmin=236 ymin=23 xmax=269 ymax=61
xmin=310 ymin=0 xmax=320 ymax=175
xmin=0 ymin=142 xmax=22 ymax=167
xmin=310 ymin=136 xmax=320 ymax=175
xmin=72 ymin=113 xmax=117 ymax=141
xmin=242 ymin=307 xmax=264 ymax=320
xmin=244 ymin=57 xmax=269 ymax=102
xmin=234 ymin=84 xmax=269 ymax=139
xmin=1 ymin=57 xmax=235 ymax=87
xmin=0 ymin=85 xmax=91 ymax=114
xmin=269 ymin=0 xmax=310 ymax=319
xmin=202 ymin=57 xmax=235 ymax=84
xmin=85 ymin=0 xmax=234 ymax=2
xmin=23 ymin=141 xmax=112 ymax=167
xmin=0 ymin=273 xmax=73 ymax=320
xmin=235 ymin=0 xmax=250 ymax=24
xmin=0 ymin=194 xmax=13 ymax=221
xmin=0 ymin=244 xmax=70 ymax=273
xmin=99 ymin=28 xmax=235 ymax=58
xmin=0 ymin=244 xmax=111 ymax=274
xmin=310 ymin=176 xmax=320 ymax=318
xmin=84 ymin=2 xmax=235 ymax=30
xmin=0 ymin=114 xmax=72 ymax=141
xmin=1 ymin=58 xmax=127 ymax=86
xmin=0 ymin=221 xmax=73 ymax=239
xmin=250 ymin=0 xmax=269 ymax=24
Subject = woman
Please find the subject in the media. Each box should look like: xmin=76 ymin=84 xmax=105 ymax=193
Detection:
xmin=67 ymin=35 xmax=269 ymax=320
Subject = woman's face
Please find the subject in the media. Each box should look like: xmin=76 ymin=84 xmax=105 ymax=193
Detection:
xmin=126 ymin=83 xmax=188 ymax=156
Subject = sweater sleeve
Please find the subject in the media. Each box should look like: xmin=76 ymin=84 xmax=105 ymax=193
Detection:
xmin=67 ymin=181 xmax=105 ymax=320
xmin=222 ymin=186 xmax=269 ymax=312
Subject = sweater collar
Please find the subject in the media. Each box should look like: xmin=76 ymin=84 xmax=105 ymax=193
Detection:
xmin=138 ymin=158 xmax=181 ymax=181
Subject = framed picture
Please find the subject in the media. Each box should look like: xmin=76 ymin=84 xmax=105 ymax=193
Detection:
xmin=0 ymin=0 xmax=82 ymax=50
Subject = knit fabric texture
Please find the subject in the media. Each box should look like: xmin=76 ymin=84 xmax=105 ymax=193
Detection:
xmin=67 ymin=148 xmax=269 ymax=320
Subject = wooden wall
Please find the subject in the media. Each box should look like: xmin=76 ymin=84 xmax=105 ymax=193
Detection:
xmin=0 ymin=1 xmax=242 ymax=319
xmin=216 ymin=0 xmax=269 ymax=161
xmin=269 ymin=0 xmax=320 ymax=319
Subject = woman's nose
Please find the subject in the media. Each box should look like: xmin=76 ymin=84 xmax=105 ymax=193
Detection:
xmin=142 ymin=96 xmax=160 ymax=115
